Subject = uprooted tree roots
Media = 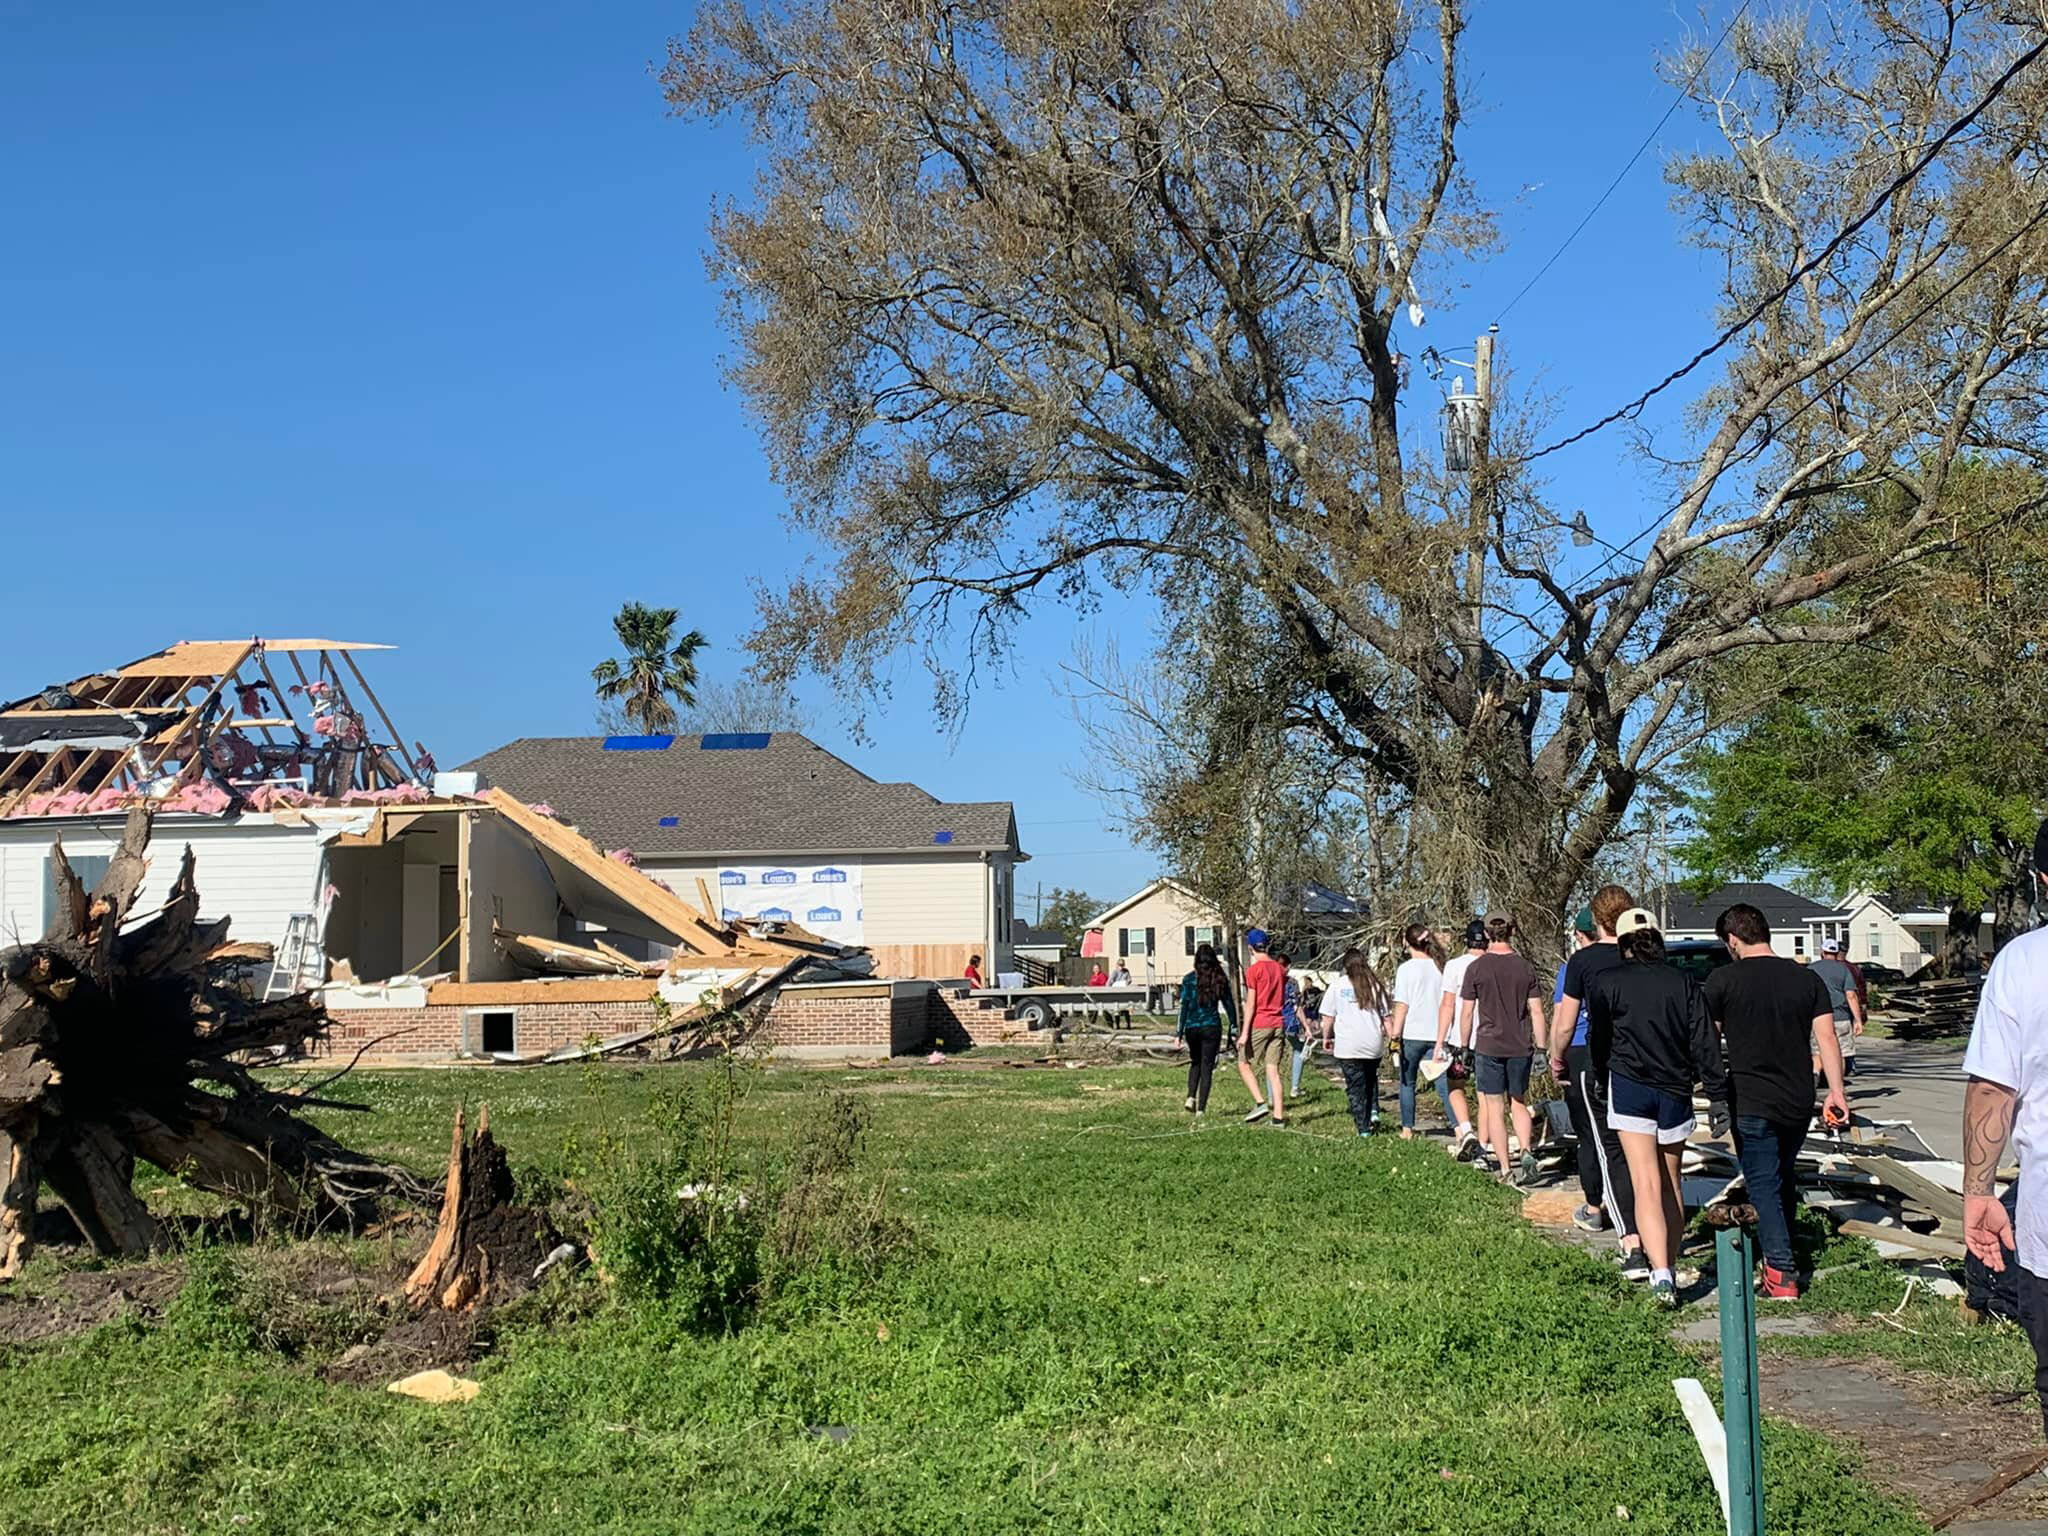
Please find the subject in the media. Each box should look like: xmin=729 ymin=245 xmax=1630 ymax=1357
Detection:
xmin=0 ymin=806 xmax=432 ymax=1277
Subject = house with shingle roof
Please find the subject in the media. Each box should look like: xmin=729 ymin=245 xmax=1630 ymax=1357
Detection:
xmin=462 ymin=733 xmax=1025 ymax=980
xmin=1648 ymin=881 xmax=1851 ymax=959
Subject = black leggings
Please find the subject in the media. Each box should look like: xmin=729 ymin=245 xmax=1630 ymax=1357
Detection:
xmin=1339 ymin=1058 xmax=1380 ymax=1134
xmin=1184 ymin=1028 xmax=1221 ymax=1109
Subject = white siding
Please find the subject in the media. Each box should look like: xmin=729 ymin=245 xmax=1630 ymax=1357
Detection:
xmin=0 ymin=815 xmax=329 ymax=953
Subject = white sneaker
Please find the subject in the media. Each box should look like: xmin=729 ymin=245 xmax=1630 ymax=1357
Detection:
xmin=1454 ymin=1129 xmax=1480 ymax=1161
xmin=1244 ymin=1103 xmax=1271 ymax=1123
xmin=1184 ymin=1095 xmax=1196 ymax=1112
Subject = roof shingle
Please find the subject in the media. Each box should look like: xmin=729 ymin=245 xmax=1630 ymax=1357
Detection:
xmin=460 ymin=734 xmax=1018 ymax=859
xmin=1652 ymin=881 xmax=1847 ymax=932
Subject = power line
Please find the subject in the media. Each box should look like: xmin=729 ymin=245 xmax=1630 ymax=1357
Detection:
xmin=1556 ymin=190 xmax=2048 ymax=590
xmin=1517 ymin=33 xmax=2048 ymax=465
xmin=1494 ymin=0 xmax=1752 ymax=325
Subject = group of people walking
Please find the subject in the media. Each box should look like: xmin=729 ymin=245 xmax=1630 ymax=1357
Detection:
xmin=1175 ymin=885 xmax=1852 ymax=1306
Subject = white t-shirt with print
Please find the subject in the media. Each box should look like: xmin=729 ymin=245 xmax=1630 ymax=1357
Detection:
xmin=1393 ymin=956 xmax=1445 ymax=1043
xmin=1319 ymin=977 xmax=1386 ymax=1060
xmin=1438 ymin=953 xmax=1479 ymax=1048
xmin=1963 ymin=929 xmax=2048 ymax=1276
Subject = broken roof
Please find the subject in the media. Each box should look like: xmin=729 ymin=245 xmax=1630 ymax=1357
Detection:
xmin=461 ymin=733 xmax=1020 ymax=858
xmin=0 ymin=637 xmax=429 ymax=819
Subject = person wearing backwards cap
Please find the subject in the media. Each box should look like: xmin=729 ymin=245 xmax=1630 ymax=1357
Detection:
xmin=1236 ymin=927 xmax=1289 ymax=1126
xmin=1585 ymin=907 xmax=1729 ymax=1309
xmin=1807 ymin=936 xmax=1864 ymax=1089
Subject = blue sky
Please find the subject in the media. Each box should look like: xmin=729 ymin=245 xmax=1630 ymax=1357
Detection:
xmin=2 ymin=1 xmax=1732 ymax=913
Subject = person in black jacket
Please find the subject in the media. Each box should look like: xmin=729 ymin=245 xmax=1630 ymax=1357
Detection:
xmin=1586 ymin=908 xmax=1729 ymax=1308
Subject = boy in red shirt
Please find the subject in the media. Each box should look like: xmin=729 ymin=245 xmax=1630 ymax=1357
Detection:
xmin=1238 ymin=928 xmax=1289 ymax=1125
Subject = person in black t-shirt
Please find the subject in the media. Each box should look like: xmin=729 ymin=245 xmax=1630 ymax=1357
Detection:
xmin=1546 ymin=885 xmax=1643 ymax=1273
xmin=1704 ymin=903 xmax=1849 ymax=1300
xmin=1587 ymin=909 xmax=1728 ymax=1308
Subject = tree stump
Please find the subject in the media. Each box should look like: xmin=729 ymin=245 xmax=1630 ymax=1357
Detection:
xmin=404 ymin=1104 xmax=556 ymax=1311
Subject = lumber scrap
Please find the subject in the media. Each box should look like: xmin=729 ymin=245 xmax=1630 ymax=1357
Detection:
xmin=481 ymin=788 xmax=743 ymax=956
xmin=492 ymin=924 xmax=646 ymax=978
xmin=529 ymin=956 xmax=811 ymax=1064
xmin=1837 ymin=1220 xmax=1967 ymax=1261
xmin=1844 ymin=1155 xmax=1968 ymax=1229
xmin=1929 ymin=1444 xmax=2048 ymax=1530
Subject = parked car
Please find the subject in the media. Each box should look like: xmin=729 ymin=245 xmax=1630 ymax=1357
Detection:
xmin=1664 ymin=939 xmax=1733 ymax=983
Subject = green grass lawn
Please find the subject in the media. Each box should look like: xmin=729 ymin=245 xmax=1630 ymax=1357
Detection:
xmin=3 ymin=1062 xmax=1929 ymax=1535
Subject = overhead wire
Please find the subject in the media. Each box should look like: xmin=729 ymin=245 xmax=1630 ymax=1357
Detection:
xmin=1544 ymin=189 xmax=2048 ymax=593
xmin=1493 ymin=0 xmax=1753 ymax=326
xmin=1514 ymin=33 xmax=2048 ymax=465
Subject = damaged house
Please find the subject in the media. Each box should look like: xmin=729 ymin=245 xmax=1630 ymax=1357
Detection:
xmin=0 ymin=640 xmax=961 ymax=1061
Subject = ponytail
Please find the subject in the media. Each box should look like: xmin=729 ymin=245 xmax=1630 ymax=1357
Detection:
xmin=1403 ymin=923 xmax=1444 ymax=966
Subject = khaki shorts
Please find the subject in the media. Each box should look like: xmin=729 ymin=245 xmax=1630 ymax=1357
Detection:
xmin=1245 ymin=1027 xmax=1286 ymax=1074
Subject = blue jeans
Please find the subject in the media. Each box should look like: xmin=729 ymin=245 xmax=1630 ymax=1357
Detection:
xmin=1733 ymin=1115 xmax=1806 ymax=1273
xmin=1398 ymin=1038 xmax=1458 ymax=1130
xmin=1290 ymin=1035 xmax=1312 ymax=1094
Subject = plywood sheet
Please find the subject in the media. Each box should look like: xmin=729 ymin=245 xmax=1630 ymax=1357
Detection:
xmin=116 ymin=641 xmax=256 ymax=677
xmin=426 ymin=977 xmax=660 ymax=1006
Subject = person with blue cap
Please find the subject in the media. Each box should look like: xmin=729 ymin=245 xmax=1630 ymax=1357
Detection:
xmin=1236 ymin=926 xmax=1289 ymax=1125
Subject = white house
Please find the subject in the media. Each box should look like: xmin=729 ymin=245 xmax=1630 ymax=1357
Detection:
xmin=1084 ymin=876 xmax=1365 ymax=985
xmin=1652 ymin=880 xmax=1993 ymax=970
xmin=463 ymin=733 xmax=1023 ymax=981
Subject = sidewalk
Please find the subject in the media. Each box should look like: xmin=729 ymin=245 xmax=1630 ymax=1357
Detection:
xmin=1851 ymin=1036 xmax=1970 ymax=1160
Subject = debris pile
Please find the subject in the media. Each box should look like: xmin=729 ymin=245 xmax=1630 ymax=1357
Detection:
xmin=0 ymin=808 xmax=429 ymax=1277
xmin=1872 ymin=976 xmax=1983 ymax=1041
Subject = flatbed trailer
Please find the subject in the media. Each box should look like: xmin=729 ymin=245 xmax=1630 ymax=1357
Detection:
xmin=963 ymin=983 xmax=1159 ymax=1030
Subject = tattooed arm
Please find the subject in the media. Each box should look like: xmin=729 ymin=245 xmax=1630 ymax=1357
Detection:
xmin=1962 ymin=1076 xmax=2019 ymax=1271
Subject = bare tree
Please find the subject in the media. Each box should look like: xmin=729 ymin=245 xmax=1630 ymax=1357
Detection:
xmin=666 ymin=0 xmax=2048 ymax=926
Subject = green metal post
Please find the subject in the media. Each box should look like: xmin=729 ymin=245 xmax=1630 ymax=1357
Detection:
xmin=1716 ymin=1225 xmax=1766 ymax=1535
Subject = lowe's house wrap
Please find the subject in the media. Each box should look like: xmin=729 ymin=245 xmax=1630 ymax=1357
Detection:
xmin=719 ymin=861 xmax=864 ymax=947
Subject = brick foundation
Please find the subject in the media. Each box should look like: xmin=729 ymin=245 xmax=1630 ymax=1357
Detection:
xmin=927 ymin=986 xmax=1030 ymax=1049
xmin=320 ymin=980 xmax=937 ymax=1062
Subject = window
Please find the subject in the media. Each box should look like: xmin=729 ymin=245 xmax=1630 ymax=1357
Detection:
xmin=1791 ymin=933 xmax=1807 ymax=956
xmin=44 ymin=852 xmax=110 ymax=930
xmin=1124 ymin=927 xmax=1151 ymax=956
xmin=1184 ymin=924 xmax=1222 ymax=955
xmin=1869 ymin=931 xmax=1882 ymax=960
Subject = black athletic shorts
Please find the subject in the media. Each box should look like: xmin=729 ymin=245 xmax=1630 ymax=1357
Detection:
xmin=1476 ymin=1052 xmax=1532 ymax=1097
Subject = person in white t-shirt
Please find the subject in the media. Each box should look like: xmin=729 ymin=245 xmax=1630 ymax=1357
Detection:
xmin=1390 ymin=924 xmax=1452 ymax=1141
xmin=1962 ymin=817 xmax=2048 ymax=1437
xmin=1428 ymin=919 xmax=1484 ymax=1159
xmin=1318 ymin=946 xmax=1390 ymax=1136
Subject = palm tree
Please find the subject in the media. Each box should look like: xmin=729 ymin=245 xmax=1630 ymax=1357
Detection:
xmin=591 ymin=603 xmax=706 ymax=735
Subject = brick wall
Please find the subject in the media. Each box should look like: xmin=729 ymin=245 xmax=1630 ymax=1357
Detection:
xmin=320 ymin=982 xmax=935 ymax=1062
xmin=927 ymin=986 xmax=1026 ymax=1049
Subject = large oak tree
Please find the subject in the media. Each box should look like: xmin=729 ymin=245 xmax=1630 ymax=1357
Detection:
xmin=667 ymin=0 xmax=2048 ymax=928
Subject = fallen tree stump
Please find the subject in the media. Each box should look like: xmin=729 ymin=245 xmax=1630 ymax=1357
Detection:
xmin=404 ymin=1103 xmax=558 ymax=1311
xmin=0 ymin=806 xmax=431 ymax=1278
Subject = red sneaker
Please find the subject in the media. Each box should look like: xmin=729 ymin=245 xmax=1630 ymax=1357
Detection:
xmin=1758 ymin=1263 xmax=1801 ymax=1301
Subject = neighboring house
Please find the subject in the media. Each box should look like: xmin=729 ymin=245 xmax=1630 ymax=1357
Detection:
xmin=1011 ymin=920 xmax=1065 ymax=965
xmin=1651 ymin=881 xmax=1850 ymax=959
xmin=1833 ymin=889 xmax=1994 ymax=973
xmin=462 ymin=733 xmax=1023 ymax=981
xmin=1084 ymin=877 xmax=1365 ymax=984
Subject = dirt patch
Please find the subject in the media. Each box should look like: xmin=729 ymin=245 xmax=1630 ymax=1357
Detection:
xmin=1759 ymin=1354 xmax=2048 ymax=1528
xmin=0 ymin=1259 xmax=184 ymax=1345
xmin=318 ymin=1306 xmax=489 ymax=1386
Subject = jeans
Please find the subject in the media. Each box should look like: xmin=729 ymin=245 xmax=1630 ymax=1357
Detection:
xmin=1183 ymin=1028 xmax=1221 ymax=1110
xmin=1572 ymin=1052 xmax=1637 ymax=1241
xmin=1732 ymin=1115 xmax=1806 ymax=1273
xmin=1338 ymin=1057 xmax=1380 ymax=1135
xmin=1290 ymin=1036 xmax=1312 ymax=1094
xmin=1398 ymin=1037 xmax=1458 ymax=1130
xmin=2019 ymin=1263 xmax=2048 ymax=1439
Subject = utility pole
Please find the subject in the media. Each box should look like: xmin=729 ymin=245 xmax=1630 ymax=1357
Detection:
xmin=1465 ymin=328 xmax=1496 ymax=622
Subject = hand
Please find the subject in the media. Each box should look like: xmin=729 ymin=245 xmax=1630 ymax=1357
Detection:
xmin=1432 ymin=1043 xmax=1446 ymax=1062
xmin=1822 ymin=1087 xmax=1849 ymax=1128
xmin=1853 ymin=1018 xmax=1866 ymax=1037
xmin=1238 ymin=1032 xmax=1250 ymax=1053
xmin=1322 ymin=1033 xmax=1333 ymax=1051
xmin=1550 ymin=1056 xmax=1569 ymax=1082
xmin=1965 ymin=1193 xmax=2015 ymax=1272
xmin=1708 ymin=1106 xmax=1730 ymax=1139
